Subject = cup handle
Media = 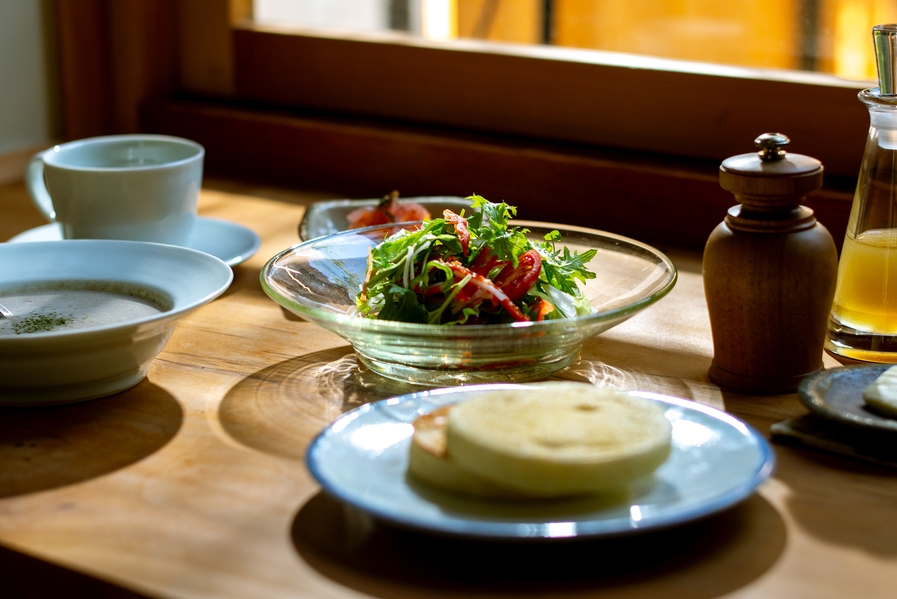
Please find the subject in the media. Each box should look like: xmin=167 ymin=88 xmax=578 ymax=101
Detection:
xmin=26 ymin=152 xmax=56 ymax=221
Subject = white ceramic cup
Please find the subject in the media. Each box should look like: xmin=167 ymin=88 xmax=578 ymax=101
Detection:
xmin=26 ymin=134 xmax=204 ymax=245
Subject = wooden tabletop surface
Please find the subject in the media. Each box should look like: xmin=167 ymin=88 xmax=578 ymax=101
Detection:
xmin=1 ymin=179 xmax=895 ymax=599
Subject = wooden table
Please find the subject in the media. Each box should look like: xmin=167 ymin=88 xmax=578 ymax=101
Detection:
xmin=1 ymin=179 xmax=895 ymax=599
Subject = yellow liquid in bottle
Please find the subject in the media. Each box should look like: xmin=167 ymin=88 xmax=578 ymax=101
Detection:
xmin=831 ymin=228 xmax=897 ymax=335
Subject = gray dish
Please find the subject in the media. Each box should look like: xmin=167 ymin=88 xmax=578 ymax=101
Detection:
xmin=298 ymin=196 xmax=472 ymax=241
xmin=798 ymin=365 xmax=897 ymax=433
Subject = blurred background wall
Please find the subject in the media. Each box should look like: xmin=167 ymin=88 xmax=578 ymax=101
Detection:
xmin=0 ymin=0 xmax=59 ymax=183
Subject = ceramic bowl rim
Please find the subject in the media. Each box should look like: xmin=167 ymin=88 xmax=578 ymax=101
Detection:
xmin=0 ymin=239 xmax=233 ymax=343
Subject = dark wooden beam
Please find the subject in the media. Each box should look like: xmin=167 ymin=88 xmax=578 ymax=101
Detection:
xmin=232 ymin=26 xmax=868 ymax=178
xmin=142 ymin=99 xmax=852 ymax=251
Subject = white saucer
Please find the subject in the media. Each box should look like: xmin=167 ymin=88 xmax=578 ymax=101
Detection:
xmin=7 ymin=217 xmax=260 ymax=267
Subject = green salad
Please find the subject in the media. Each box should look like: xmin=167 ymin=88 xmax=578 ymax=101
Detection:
xmin=356 ymin=195 xmax=597 ymax=325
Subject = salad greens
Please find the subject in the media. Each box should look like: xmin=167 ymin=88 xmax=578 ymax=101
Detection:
xmin=356 ymin=195 xmax=597 ymax=325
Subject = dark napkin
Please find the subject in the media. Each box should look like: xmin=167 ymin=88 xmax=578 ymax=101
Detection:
xmin=771 ymin=413 xmax=897 ymax=470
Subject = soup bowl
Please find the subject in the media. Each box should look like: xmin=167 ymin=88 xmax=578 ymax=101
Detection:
xmin=0 ymin=240 xmax=233 ymax=405
xmin=262 ymin=221 xmax=677 ymax=386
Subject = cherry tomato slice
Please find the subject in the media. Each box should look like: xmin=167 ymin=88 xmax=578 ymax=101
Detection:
xmin=470 ymin=246 xmax=500 ymax=275
xmin=495 ymin=249 xmax=542 ymax=301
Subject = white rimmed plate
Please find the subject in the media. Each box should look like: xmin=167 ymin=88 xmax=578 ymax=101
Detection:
xmin=306 ymin=385 xmax=775 ymax=540
xmin=7 ymin=217 xmax=260 ymax=267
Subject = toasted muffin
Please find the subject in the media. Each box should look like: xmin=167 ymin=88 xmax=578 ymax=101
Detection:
xmin=407 ymin=405 xmax=521 ymax=497
xmin=445 ymin=383 xmax=672 ymax=498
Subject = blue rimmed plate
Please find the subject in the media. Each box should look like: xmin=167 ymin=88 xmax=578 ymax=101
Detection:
xmin=306 ymin=385 xmax=775 ymax=540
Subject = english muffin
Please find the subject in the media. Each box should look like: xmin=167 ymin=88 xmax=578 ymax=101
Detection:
xmin=445 ymin=383 xmax=672 ymax=497
xmin=407 ymin=405 xmax=520 ymax=497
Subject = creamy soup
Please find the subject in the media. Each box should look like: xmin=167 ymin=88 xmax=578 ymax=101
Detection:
xmin=0 ymin=281 xmax=172 ymax=336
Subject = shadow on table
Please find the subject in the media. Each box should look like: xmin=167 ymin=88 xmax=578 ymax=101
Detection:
xmin=571 ymin=343 xmax=714 ymax=400
xmin=218 ymin=348 xmax=420 ymax=461
xmin=714 ymin=382 xmax=897 ymax=557
xmin=773 ymin=444 xmax=897 ymax=557
xmin=0 ymin=381 xmax=182 ymax=498
xmin=218 ymin=262 xmax=260 ymax=300
xmin=218 ymin=340 xmax=718 ymax=462
xmin=290 ymin=491 xmax=786 ymax=598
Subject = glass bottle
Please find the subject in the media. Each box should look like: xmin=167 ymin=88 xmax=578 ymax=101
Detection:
xmin=826 ymin=24 xmax=897 ymax=363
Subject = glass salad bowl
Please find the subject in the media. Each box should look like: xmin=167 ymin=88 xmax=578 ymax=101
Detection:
xmin=261 ymin=221 xmax=677 ymax=386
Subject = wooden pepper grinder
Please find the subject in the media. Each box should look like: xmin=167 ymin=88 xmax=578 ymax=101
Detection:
xmin=703 ymin=133 xmax=838 ymax=394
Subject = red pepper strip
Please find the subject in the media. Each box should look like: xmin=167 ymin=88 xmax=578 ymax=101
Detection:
xmin=493 ymin=249 xmax=542 ymax=302
xmin=469 ymin=246 xmax=502 ymax=276
xmin=535 ymin=299 xmax=555 ymax=321
xmin=444 ymin=260 xmax=529 ymax=322
xmin=443 ymin=210 xmax=470 ymax=257
xmin=418 ymin=283 xmax=443 ymax=297
xmin=467 ymin=248 xmax=507 ymax=300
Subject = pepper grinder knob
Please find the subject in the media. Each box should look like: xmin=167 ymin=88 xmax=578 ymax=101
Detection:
xmin=755 ymin=133 xmax=789 ymax=161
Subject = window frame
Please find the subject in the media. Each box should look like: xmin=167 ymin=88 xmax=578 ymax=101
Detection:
xmin=55 ymin=0 xmax=860 ymax=249
xmin=228 ymin=22 xmax=870 ymax=178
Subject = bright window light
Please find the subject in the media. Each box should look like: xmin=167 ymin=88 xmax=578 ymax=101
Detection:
xmin=421 ymin=0 xmax=457 ymax=41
